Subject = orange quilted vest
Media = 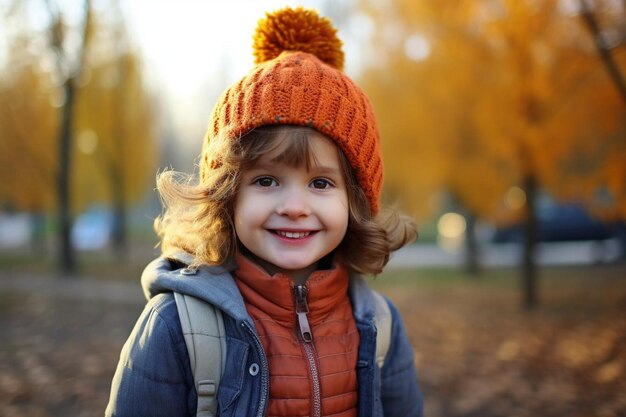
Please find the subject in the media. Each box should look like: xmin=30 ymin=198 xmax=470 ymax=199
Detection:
xmin=234 ymin=253 xmax=359 ymax=417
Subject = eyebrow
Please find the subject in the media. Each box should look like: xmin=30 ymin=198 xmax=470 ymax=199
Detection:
xmin=249 ymin=162 xmax=342 ymax=177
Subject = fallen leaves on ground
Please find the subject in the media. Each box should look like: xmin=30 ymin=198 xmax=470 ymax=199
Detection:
xmin=380 ymin=266 xmax=626 ymax=417
xmin=0 ymin=264 xmax=625 ymax=416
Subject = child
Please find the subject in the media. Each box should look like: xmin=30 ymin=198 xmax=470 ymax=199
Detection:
xmin=106 ymin=7 xmax=423 ymax=417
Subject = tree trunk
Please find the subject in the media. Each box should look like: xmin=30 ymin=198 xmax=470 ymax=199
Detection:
xmin=521 ymin=175 xmax=539 ymax=309
xmin=57 ymin=78 xmax=76 ymax=274
xmin=464 ymin=211 xmax=480 ymax=277
xmin=110 ymin=54 xmax=128 ymax=261
xmin=49 ymin=0 xmax=91 ymax=275
xmin=110 ymin=170 xmax=127 ymax=261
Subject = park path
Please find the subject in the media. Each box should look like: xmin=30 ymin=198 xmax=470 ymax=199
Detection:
xmin=389 ymin=240 xmax=623 ymax=268
xmin=0 ymin=271 xmax=144 ymax=304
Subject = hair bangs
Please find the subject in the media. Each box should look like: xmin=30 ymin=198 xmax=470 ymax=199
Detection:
xmin=240 ymin=126 xmax=320 ymax=171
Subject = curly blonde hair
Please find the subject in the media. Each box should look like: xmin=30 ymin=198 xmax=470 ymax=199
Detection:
xmin=155 ymin=125 xmax=417 ymax=275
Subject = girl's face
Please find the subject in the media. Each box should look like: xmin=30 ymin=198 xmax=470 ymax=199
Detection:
xmin=234 ymin=131 xmax=349 ymax=283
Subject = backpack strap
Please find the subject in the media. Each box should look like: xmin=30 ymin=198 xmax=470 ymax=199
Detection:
xmin=371 ymin=291 xmax=392 ymax=368
xmin=174 ymin=292 xmax=226 ymax=417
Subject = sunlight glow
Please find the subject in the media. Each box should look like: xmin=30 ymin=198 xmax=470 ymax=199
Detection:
xmin=438 ymin=212 xmax=467 ymax=239
xmin=437 ymin=212 xmax=466 ymax=252
xmin=505 ymin=186 xmax=526 ymax=210
xmin=78 ymin=130 xmax=98 ymax=155
xmin=404 ymin=34 xmax=431 ymax=62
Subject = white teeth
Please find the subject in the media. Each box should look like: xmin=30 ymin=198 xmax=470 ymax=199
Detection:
xmin=276 ymin=231 xmax=311 ymax=239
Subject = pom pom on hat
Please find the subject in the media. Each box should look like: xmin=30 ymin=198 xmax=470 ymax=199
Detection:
xmin=253 ymin=7 xmax=345 ymax=71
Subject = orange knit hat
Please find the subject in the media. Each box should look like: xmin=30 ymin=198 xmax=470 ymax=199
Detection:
xmin=203 ymin=7 xmax=383 ymax=214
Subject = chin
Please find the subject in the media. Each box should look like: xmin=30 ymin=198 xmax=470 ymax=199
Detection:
xmin=276 ymin=262 xmax=313 ymax=271
xmin=274 ymin=257 xmax=318 ymax=270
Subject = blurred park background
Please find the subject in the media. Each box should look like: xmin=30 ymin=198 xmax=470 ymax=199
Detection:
xmin=1 ymin=0 xmax=625 ymax=416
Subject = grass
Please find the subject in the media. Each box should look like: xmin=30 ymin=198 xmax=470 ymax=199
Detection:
xmin=372 ymin=263 xmax=626 ymax=316
xmin=0 ymin=240 xmax=159 ymax=280
xmin=375 ymin=263 xmax=626 ymax=291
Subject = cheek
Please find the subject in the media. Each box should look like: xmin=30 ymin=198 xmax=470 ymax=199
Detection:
xmin=232 ymin=193 xmax=249 ymax=233
xmin=340 ymin=211 xmax=350 ymax=237
xmin=330 ymin=199 xmax=350 ymax=237
xmin=233 ymin=190 xmax=266 ymax=230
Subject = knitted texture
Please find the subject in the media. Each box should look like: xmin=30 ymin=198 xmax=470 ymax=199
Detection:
xmin=201 ymin=7 xmax=383 ymax=214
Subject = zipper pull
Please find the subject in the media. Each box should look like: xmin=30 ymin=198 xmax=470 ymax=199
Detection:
xmin=294 ymin=284 xmax=313 ymax=342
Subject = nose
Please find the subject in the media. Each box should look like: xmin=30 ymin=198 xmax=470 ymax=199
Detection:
xmin=276 ymin=186 xmax=311 ymax=218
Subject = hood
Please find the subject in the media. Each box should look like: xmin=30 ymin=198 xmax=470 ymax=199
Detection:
xmin=140 ymin=252 xmax=252 ymax=323
xmin=140 ymin=252 xmax=379 ymax=325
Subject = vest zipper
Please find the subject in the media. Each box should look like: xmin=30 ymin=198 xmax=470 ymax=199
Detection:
xmin=294 ymin=284 xmax=322 ymax=417
xmin=294 ymin=284 xmax=312 ymax=341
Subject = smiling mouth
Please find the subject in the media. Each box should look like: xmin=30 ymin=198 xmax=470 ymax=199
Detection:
xmin=273 ymin=230 xmax=313 ymax=239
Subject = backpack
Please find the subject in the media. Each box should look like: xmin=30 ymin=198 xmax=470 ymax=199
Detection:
xmin=174 ymin=289 xmax=392 ymax=417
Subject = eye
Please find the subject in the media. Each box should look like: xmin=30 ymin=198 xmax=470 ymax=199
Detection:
xmin=253 ymin=176 xmax=278 ymax=187
xmin=310 ymin=178 xmax=333 ymax=190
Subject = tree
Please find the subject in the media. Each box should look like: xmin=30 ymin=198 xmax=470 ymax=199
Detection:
xmin=1 ymin=1 xmax=157 ymax=266
xmin=74 ymin=52 xmax=156 ymax=259
xmin=45 ymin=0 xmax=92 ymax=273
xmin=72 ymin=3 xmax=157 ymax=260
xmin=0 ymin=40 xmax=57 ymax=212
xmin=357 ymin=0 xmax=626 ymax=307
xmin=0 ymin=8 xmax=59 ymax=252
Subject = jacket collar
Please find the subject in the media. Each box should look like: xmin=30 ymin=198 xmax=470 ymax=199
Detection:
xmin=141 ymin=252 xmax=378 ymax=326
xmin=233 ymin=252 xmax=350 ymax=327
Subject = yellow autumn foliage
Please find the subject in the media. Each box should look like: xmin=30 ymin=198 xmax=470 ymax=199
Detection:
xmin=358 ymin=0 xmax=626 ymax=223
xmin=0 ymin=8 xmax=156 ymax=215
xmin=0 ymin=39 xmax=59 ymax=212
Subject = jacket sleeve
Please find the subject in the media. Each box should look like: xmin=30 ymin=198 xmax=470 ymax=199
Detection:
xmin=380 ymin=299 xmax=424 ymax=417
xmin=105 ymin=293 xmax=195 ymax=417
